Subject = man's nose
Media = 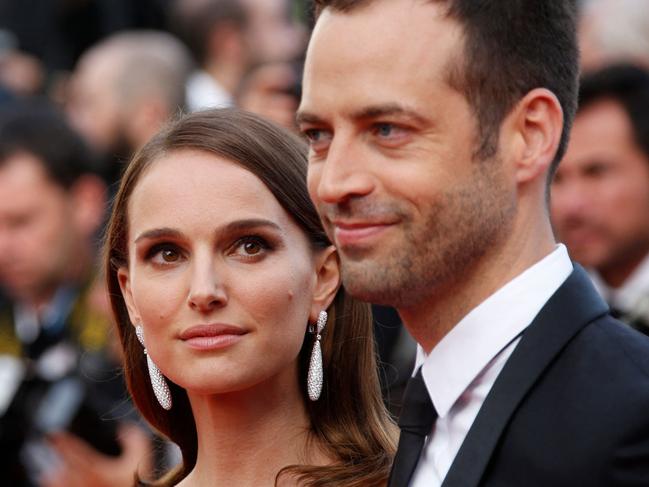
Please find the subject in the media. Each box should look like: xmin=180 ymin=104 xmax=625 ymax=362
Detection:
xmin=310 ymin=135 xmax=375 ymax=205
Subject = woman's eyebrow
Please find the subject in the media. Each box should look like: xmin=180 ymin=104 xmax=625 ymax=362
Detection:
xmin=134 ymin=219 xmax=284 ymax=244
xmin=134 ymin=227 xmax=183 ymax=243
xmin=221 ymin=218 xmax=283 ymax=234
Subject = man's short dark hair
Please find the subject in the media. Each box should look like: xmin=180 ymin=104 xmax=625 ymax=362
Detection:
xmin=0 ymin=100 xmax=100 ymax=188
xmin=313 ymin=0 xmax=579 ymax=173
xmin=578 ymin=64 xmax=649 ymax=161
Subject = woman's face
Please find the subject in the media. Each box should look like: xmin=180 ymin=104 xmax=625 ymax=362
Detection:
xmin=118 ymin=149 xmax=338 ymax=396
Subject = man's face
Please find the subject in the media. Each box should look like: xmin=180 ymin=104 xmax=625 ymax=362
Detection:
xmin=298 ymin=1 xmax=516 ymax=308
xmin=0 ymin=154 xmax=78 ymax=302
xmin=551 ymin=98 xmax=649 ymax=276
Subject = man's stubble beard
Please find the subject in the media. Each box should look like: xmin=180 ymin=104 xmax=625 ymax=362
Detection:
xmin=339 ymin=160 xmax=517 ymax=309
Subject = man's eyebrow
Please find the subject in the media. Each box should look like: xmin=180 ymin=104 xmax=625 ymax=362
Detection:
xmin=351 ymin=104 xmax=428 ymax=124
xmin=296 ymin=104 xmax=428 ymax=126
xmin=295 ymin=111 xmax=325 ymax=126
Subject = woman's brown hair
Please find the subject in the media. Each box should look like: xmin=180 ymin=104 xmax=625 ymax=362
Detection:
xmin=104 ymin=108 xmax=396 ymax=486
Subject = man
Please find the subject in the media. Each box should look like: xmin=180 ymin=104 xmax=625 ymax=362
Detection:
xmin=66 ymin=30 xmax=192 ymax=184
xmin=297 ymin=1 xmax=649 ymax=486
xmin=0 ymin=102 xmax=150 ymax=486
xmin=552 ymin=64 xmax=649 ymax=336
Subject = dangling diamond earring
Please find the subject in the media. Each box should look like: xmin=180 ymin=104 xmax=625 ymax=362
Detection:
xmin=135 ymin=325 xmax=172 ymax=410
xmin=307 ymin=310 xmax=327 ymax=401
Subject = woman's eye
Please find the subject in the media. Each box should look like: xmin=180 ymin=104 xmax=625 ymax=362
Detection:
xmin=243 ymin=240 xmax=261 ymax=255
xmin=234 ymin=236 xmax=270 ymax=257
xmin=146 ymin=244 xmax=182 ymax=265
xmin=160 ymin=248 xmax=180 ymax=262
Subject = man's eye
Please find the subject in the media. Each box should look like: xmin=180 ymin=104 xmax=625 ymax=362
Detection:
xmin=303 ymin=129 xmax=323 ymax=141
xmin=375 ymin=123 xmax=395 ymax=137
xmin=302 ymin=128 xmax=333 ymax=151
xmin=369 ymin=122 xmax=411 ymax=147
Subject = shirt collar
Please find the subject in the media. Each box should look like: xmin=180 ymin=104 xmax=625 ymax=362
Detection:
xmin=417 ymin=244 xmax=573 ymax=417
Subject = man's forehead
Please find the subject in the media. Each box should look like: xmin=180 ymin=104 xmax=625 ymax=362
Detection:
xmin=312 ymin=0 xmax=453 ymax=42
xmin=305 ymin=1 xmax=461 ymax=76
xmin=299 ymin=1 xmax=463 ymax=120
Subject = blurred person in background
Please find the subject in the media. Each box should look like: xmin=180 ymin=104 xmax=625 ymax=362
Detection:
xmin=236 ymin=59 xmax=304 ymax=130
xmin=552 ymin=64 xmax=649 ymax=336
xmin=174 ymin=0 xmax=304 ymax=113
xmin=0 ymin=101 xmax=151 ymax=486
xmin=66 ymin=30 xmax=193 ymax=185
xmin=579 ymin=0 xmax=649 ymax=72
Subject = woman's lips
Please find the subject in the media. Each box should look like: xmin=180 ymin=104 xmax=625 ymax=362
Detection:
xmin=179 ymin=324 xmax=247 ymax=351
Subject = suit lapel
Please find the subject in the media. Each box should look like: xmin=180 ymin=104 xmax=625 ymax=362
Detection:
xmin=441 ymin=265 xmax=608 ymax=487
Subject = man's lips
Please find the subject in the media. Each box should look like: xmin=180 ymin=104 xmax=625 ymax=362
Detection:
xmin=329 ymin=219 xmax=396 ymax=246
xmin=179 ymin=324 xmax=247 ymax=350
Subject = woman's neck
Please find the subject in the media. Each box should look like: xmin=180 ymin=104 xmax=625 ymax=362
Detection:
xmin=178 ymin=373 xmax=329 ymax=486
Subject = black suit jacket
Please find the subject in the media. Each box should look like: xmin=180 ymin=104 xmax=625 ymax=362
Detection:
xmin=441 ymin=266 xmax=649 ymax=487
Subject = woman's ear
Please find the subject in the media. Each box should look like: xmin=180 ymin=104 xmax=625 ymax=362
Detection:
xmin=117 ymin=267 xmax=141 ymax=326
xmin=309 ymin=245 xmax=341 ymax=322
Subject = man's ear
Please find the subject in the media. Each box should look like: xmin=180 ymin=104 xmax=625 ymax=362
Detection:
xmin=309 ymin=245 xmax=341 ymax=323
xmin=504 ymin=88 xmax=563 ymax=184
xmin=117 ymin=266 xmax=141 ymax=326
xmin=70 ymin=174 xmax=107 ymax=237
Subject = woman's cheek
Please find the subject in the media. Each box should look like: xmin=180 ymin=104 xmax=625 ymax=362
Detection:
xmin=133 ymin=278 xmax=181 ymax=329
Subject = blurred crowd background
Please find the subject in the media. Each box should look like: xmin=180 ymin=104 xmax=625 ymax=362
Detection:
xmin=0 ymin=0 xmax=648 ymax=485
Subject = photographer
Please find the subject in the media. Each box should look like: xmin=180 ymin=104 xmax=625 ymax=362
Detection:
xmin=0 ymin=101 xmax=151 ymax=486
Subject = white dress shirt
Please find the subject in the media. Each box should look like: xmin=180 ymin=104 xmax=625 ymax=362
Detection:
xmin=410 ymin=245 xmax=573 ymax=487
xmin=186 ymin=70 xmax=233 ymax=112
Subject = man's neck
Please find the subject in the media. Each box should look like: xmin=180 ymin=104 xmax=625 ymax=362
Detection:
xmin=400 ymin=221 xmax=557 ymax=353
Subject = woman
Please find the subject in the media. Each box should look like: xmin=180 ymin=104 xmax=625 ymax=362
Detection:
xmin=105 ymin=108 xmax=396 ymax=486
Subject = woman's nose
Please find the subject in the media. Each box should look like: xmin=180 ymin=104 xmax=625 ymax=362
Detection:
xmin=187 ymin=259 xmax=228 ymax=313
